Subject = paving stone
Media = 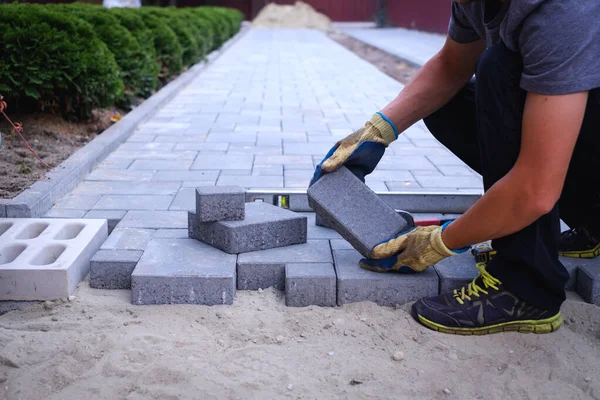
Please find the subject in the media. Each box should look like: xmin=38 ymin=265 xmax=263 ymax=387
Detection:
xmin=43 ymin=208 xmax=88 ymax=219
xmin=434 ymin=252 xmax=479 ymax=293
xmin=191 ymin=155 xmax=254 ymax=170
xmin=93 ymin=195 xmax=174 ymax=211
xmin=378 ymin=156 xmax=437 ymax=170
xmin=84 ymin=210 xmax=126 ymax=233
xmin=53 ymin=194 xmax=101 ymax=210
xmin=285 ymin=263 xmax=336 ymax=307
xmin=155 ymin=229 xmax=188 ymax=239
xmin=330 ymin=239 xmax=353 ymax=250
xmin=561 ymin=257 xmax=593 ymax=293
xmin=131 ymin=238 xmax=236 ymax=305
xmin=426 ymin=155 xmax=467 ymax=167
xmin=73 ymin=181 xmax=181 ymax=196
xmin=195 ymin=186 xmax=245 ymax=222
xmin=90 ymin=250 xmax=143 ymax=289
xmin=307 ymin=166 xmax=411 ymax=258
xmin=86 ymin=169 xmax=155 ymax=182
xmin=315 ymin=212 xmax=331 ymax=228
xmin=573 ymin=258 xmax=600 ymax=305
xmin=437 ymin=165 xmax=477 ymax=177
xmin=302 ymin=213 xmax=341 ymax=239
xmin=118 ymin=211 xmax=187 ymax=229
xmin=414 ymin=176 xmax=483 ymax=189
xmin=0 ymin=199 xmax=8 ymax=218
xmin=237 ymin=240 xmax=331 ymax=290
xmin=152 ymin=170 xmax=219 ymax=182
xmin=174 ymin=143 xmax=229 ymax=151
xmin=217 ymin=175 xmax=284 ymax=188
xmin=189 ymin=202 xmax=307 ymax=254
xmin=100 ymin=227 xmax=156 ymax=251
xmin=333 ymin=249 xmax=439 ymax=306
xmin=129 ymin=160 xmax=193 ymax=171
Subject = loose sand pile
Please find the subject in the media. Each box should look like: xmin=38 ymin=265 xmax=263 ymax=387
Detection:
xmin=0 ymin=279 xmax=599 ymax=399
xmin=252 ymin=1 xmax=333 ymax=31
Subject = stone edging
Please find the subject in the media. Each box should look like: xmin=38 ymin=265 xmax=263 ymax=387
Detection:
xmin=2 ymin=23 xmax=251 ymax=219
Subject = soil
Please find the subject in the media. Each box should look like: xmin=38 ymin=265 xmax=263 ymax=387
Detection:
xmin=0 ymin=283 xmax=598 ymax=399
xmin=328 ymin=31 xmax=421 ymax=85
xmin=0 ymin=109 xmax=115 ymax=199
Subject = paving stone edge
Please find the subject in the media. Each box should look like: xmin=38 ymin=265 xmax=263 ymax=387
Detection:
xmin=3 ymin=24 xmax=251 ymax=219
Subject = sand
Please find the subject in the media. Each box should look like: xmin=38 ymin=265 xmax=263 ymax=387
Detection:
xmin=0 ymin=281 xmax=599 ymax=399
xmin=252 ymin=1 xmax=332 ymax=31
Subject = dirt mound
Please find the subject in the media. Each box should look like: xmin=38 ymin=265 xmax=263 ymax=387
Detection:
xmin=252 ymin=1 xmax=332 ymax=31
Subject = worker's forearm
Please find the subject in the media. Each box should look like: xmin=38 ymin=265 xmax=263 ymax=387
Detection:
xmin=441 ymin=172 xmax=549 ymax=250
xmin=380 ymin=54 xmax=473 ymax=134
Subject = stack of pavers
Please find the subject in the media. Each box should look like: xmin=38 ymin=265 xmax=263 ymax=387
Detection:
xmin=128 ymin=185 xmax=335 ymax=306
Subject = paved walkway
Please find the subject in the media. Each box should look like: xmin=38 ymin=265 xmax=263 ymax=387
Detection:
xmin=342 ymin=27 xmax=446 ymax=66
xmin=48 ymin=28 xmax=482 ymax=219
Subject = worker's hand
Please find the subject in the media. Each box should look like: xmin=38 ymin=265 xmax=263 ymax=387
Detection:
xmin=359 ymin=222 xmax=470 ymax=273
xmin=310 ymin=112 xmax=398 ymax=185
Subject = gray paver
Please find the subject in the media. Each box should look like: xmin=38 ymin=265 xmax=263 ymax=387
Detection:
xmin=118 ymin=211 xmax=187 ymax=229
xmin=90 ymin=250 xmax=143 ymax=289
xmin=574 ymin=258 xmax=600 ymax=305
xmin=86 ymin=169 xmax=155 ymax=182
xmin=434 ymin=252 xmax=479 ymax=293
xmin=73 ymin=181 xmax=181 ymax=196
xmin=195 ymin=186 xmax=245 ymax=221
xmin=237 ymin=240 xmax=332 ymax=290
xmin=131 ymin=238 xmax=236 ymax=305
xmin=129 ymin=160 xmax=193 ymax=171
xmin=333 ymin=249 xmax=439 ymax=306
xmin=189 ymin=202 xmax=307 ymax=254
xmin=53 ymin=194 xmax=100 ymax=210
xmin=152 ymin=170 xmax=219 ymax=182
xmin=93 ymin=195 xmax=174 ymax=211
xmin=315 ymin=212 xmax=331 ymax=229
xmin=217 ymin=175 xmax=284 ymax=188
xmin=155 ymin=229 xmax=188 ymax=238
xmin=43 ymin=208 xmax=88 ymax=219
xmin=84 ymin=210 xmax=126 ymax=233
xmin=191 ymin=155 xmax=254 ymax=170
xmin=308 ymin=166 xmax=410 ymax=258
xmin=0 ymin=199 xmax=7 ymax=218
xmin=560 ymin=257 xmax=594 ymax=294
xmin=285 ymin=263 xmax=336 ymax=307
xmin=100 ymin=227 xmax=156 ymax=251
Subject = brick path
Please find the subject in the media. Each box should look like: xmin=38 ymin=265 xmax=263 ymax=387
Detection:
xmin=47 ymin=28 xmax=482 ymax=219
xmin=342 ymin=27 xmax=446 ymax=67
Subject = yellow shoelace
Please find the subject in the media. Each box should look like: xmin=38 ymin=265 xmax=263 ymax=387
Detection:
xmin=453 ymin=263 xmax=502 ymax=305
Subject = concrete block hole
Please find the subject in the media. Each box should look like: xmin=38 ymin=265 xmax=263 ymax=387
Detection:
xmin=0 ymin=222 xmax=13 ymax=237
xmin=15 ymin=222 xmax=49 ymax=239
xmin=54 ymin=223 xmax=85 ymax=240
xmin=0 ymin=244 xmax=27 ymax=264
xmin=30 ymin=244 xmax=66 ymax=266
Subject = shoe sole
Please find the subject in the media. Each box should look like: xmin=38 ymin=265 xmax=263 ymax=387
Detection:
xmin=416 ymin=312 xmax=563 ymax=336
xmin=559 ymin=243 xmax=600 ymax=259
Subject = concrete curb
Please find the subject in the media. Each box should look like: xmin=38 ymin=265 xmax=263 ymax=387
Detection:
xmin=3 ymin=24 xmax=251 ymax=219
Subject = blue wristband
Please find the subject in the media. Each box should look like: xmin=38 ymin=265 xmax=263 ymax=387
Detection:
xmin=441 ymin=221 xmax=470 ymax=253
xmin=375 ymin=111 xmax=399 ymax=139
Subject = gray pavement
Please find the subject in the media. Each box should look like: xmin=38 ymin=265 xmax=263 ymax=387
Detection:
xmin=342 ymin=27 xmax=446 ymax=66
xmin=47 ymin=28 xmax=482 ymax=219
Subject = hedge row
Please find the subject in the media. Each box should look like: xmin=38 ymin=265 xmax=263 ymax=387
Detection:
xmin=0 ymin=3 xmax=243 ymax=120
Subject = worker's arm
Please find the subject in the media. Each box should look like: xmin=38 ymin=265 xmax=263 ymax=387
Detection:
xmin=380 ymin=36 xmax=486 ymax=133
xmin=442 ymin=90 xmax=589 ymax=249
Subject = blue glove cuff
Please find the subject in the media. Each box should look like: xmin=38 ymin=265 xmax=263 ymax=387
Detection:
xmin=441 ymin=221 xmax=470 ymax=254
xmin=375 ymin=111 xmax=399 ymax=139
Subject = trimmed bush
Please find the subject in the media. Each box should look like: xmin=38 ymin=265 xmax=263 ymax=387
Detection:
xmin=138 ymin=7 xmax=200 ymax=66
xmin=51 ymin=3 xmax=149 ymax=104
xmin=187 ymin=7 xmax=230 ymax=50
xmin=176 ymin=8 xmax=215 ymax=59
xmin=118 ymin=8 xmax=183 ymax=78
xmin=0 ymin=3 xmax=123 ymax=119
xmin=109 ymin=8 xmax=160 ymax=97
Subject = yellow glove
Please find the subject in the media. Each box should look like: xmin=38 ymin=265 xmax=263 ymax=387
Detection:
xmin=359 ymin=223 xmax=470 ymax=273
xmin=310 ymin=112 xmax=398 ymax=185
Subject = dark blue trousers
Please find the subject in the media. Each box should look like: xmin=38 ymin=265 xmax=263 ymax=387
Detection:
xmin=423 ymin=42 xmax=600 ymax=311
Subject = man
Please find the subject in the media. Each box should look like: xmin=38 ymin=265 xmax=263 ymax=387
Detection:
xmin=311 ymin=0 xmax=600 ymax=335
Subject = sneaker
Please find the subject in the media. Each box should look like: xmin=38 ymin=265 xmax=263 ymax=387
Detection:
xmin=411 ymin=264 xmax=562 ymax=335
xmin=559 ymin=227 xmax=600 ymax=258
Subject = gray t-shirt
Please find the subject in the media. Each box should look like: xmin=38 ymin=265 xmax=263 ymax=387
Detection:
xmin=448 ymin=0 xmax=600 ymax=95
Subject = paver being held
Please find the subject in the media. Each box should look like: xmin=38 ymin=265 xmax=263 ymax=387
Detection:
xmin=188 ymin=202 xmax=307 ymax=254
xmin=333 ymin=249 xmax=438 ymax=307
xmin=308 ymin=166 xmax=412 ymax=258
xmin=131 ymin=238 xmax=236 ymax=305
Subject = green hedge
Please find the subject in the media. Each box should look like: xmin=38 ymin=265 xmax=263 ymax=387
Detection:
xmin=0 ymin=3 xmax=123 ymax=120
xmin=0 ymin=3 xmax=243 ymax=120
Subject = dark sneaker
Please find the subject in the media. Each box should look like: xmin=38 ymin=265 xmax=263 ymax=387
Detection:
xmin=559 ymin=227 xmax=600 ymax=258
xmin=411 ymin=264 xmax=562 ymax=335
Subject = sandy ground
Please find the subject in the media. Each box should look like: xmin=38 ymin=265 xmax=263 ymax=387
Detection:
xmin=0 ymin=279 xmax=599 ymax=400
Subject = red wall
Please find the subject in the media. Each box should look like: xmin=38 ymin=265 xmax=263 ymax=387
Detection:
xmin=262 ymin=0 xmax=377 ymax=22
xmin=386 ymin=0 xmax=452 ymax=34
